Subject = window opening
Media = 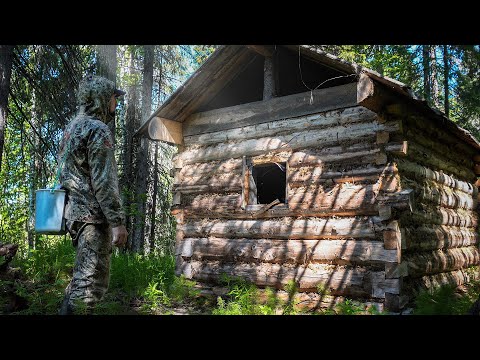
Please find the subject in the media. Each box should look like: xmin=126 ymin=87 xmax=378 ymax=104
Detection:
xmin=251 ymin=162 xmax=286 ymax=204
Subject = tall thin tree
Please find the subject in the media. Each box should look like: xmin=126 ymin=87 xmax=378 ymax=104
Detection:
xmin=430 ymin=45 xmax=439 ymax=108
xmin=132 ymin=45 xmax=154 ymax=253
xmin=122 ymin=47 xmax=138 ymax=250
xmin=422 ymin=45 xmax=431 ymax=103
xmin=0 ymin=45 xmax=14 ymax=172
xmin=149 ymin=51 xmax=163 ymax=251
xmin=443 ymin=45 xmax=450 ymax=117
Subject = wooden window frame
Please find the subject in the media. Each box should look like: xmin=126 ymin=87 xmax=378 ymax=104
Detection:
xmin=241 ymin=155 xmax=289 ymax=211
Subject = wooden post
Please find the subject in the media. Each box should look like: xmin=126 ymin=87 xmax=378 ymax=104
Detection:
xmin=263 ymin=55 xmax=276 ymax=100
xmin=241 ymin=156 xmax=248 ymax=209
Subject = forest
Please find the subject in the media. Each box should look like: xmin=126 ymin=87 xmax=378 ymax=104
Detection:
xmin=0 ymin=44 xmax=479 ymax=315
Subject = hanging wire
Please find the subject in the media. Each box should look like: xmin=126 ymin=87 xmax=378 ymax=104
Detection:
xmin=298 ymin=46 xmax=357 ymax=104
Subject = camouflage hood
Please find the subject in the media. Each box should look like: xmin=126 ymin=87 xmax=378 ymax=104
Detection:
xmin=76 ymin=75 xmax=116 ymax=124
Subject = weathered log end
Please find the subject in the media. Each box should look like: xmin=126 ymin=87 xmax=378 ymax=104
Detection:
xmin=384 ymin=292 xmax=410 ymax=312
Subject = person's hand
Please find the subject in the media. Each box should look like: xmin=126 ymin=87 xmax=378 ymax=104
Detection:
xmin=111 ymin=225 xmax=128 ymax=248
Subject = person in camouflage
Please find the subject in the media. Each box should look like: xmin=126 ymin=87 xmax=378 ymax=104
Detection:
xmin=58 ymin=74 xmax=128 ymax=315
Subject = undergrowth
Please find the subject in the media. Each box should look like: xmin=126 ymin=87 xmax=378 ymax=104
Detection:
xmin=2 ymin=235 xmax=480 ymax=315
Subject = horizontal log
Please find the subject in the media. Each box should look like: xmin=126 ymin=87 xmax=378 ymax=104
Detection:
xmin=184 ymin=106 xmax=377 ymax=146
xmin=186 ymin=194 xmax=242 ymax=209
xmin=376 ymin=189 xmax=414 ymax=211
xmin=408 ymin=267 xmax=480 ymax=293
xmin=404 ymin=205 xmax=478 ymax=227
xmin=178 ymin=259 xmax=399 ymax=297
xmin=405 ymin=128 xmax=474 ymax=170
xmin=287 ymin=183 xmax=378 ymax=211
xmin=175 ymin=172 xmax=242 ymax=187
xmin=288 ymin=164 xmax=397 ymax=186
xmin=404 ymin=114 xmax=478 ymax=159
xmin=183 ymin=83 xmax=359 ymax=137
xmin=404 ymin=246 xmax=480 ymax=277
xmin=250 ymin=151 xmax=292 ymax=166
xmin=385 ymin=141 xmax=408 ymax=157
xmin=177 ymin=159 xmax=243 ymax=178
xmin=397 ymin=158 xmax=476 ymax=195
xmin=287 ymin=141 xmax=379 ymax=168
xmin=406 ymin=141 xmax=476 ymax=182
xmin=410 ymin=179 xmax=477 ymax=210
xmin=180 ymin=206 xmax=379 ymax=220
xmin=173 ymin=184 xmax=243 ymax=194
xmin=181 ymin=217 xmax=384 ymax=240
xmin=403 ymin=225 xmax=479 ymax=251
xmin=176 ymin=120 xmax=401 ymax=166
xmin=177 ymin=237 xmax=398 ymax=264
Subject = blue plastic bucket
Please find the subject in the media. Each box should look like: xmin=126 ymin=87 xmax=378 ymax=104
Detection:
xmin=35 ymin=189 xmax=67 ymax=235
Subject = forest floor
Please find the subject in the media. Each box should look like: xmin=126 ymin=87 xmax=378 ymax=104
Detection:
xmin=2 ymin=250 xmax=480 ymax=316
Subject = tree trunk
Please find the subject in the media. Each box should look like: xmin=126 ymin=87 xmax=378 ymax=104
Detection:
xmin=149 ymin=51 xmax=164 ymax=251
xmin=96 ymin=45 xmax=117 ymax=141
xmin=96 ymin=45 xmax=117 ymax=82
xmin=122 ymin=49 xmax=137 ymax=250
xmin=27 ymin=86 xmax=39 ymax=250
xmin=0 ymin=45 xmax=13 ymax=173
xmin=430 ymin=45 xmax=439 ymax=108
xmin=422 ymin=45 xmax=431 ymax=103
xmin=131 ymin=45 xmax=154 ymax=254
xmin=443 ymin=45 xmax=450 ymax=117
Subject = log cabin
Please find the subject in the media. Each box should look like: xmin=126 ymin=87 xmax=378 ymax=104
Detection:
xmin=135 ymin=45 xmax=480 ymax=312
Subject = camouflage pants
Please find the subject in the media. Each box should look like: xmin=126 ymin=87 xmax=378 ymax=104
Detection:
xmin=59 ymin=220 xmax=112 ymax=315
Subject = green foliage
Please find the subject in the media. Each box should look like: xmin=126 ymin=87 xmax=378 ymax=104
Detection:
xmin=8 ymin=235 xmax=74 ymax=315
xmin=334 ymin=299 xmax=370 ymax=315
xmin=212 ymin=274 xmax=261 ymax=315
xmin=168 ymin=275 xmax=200 ymax=303
xmin=413 ymin=280 xmax=480 ymax=315
xmin=2 ymin=234 xmax=203 ymax=315
xmin=212 ymin=275 xmax=304 ymax=315
xmin=108 ymin=252 xmax=175 ymax=297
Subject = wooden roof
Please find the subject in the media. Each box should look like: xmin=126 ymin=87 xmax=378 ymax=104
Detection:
xmin=135 ymin=45 xmax=480 ymax=152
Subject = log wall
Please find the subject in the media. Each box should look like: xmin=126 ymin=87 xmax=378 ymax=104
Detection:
xmin=385 ymin=106 xmax=480 ymax=306
xmin=173 ymin=92 xmax=409 ymax=311
xmin=172 ymin=85 xmax=480 ymax=313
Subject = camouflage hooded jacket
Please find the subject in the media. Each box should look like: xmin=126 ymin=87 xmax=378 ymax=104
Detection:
xmin=58 ymin=75 xmax=125 ymax=227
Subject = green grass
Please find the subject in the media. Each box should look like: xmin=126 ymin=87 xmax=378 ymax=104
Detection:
xmin=3 ymin=235 xmax=202 ymax=315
